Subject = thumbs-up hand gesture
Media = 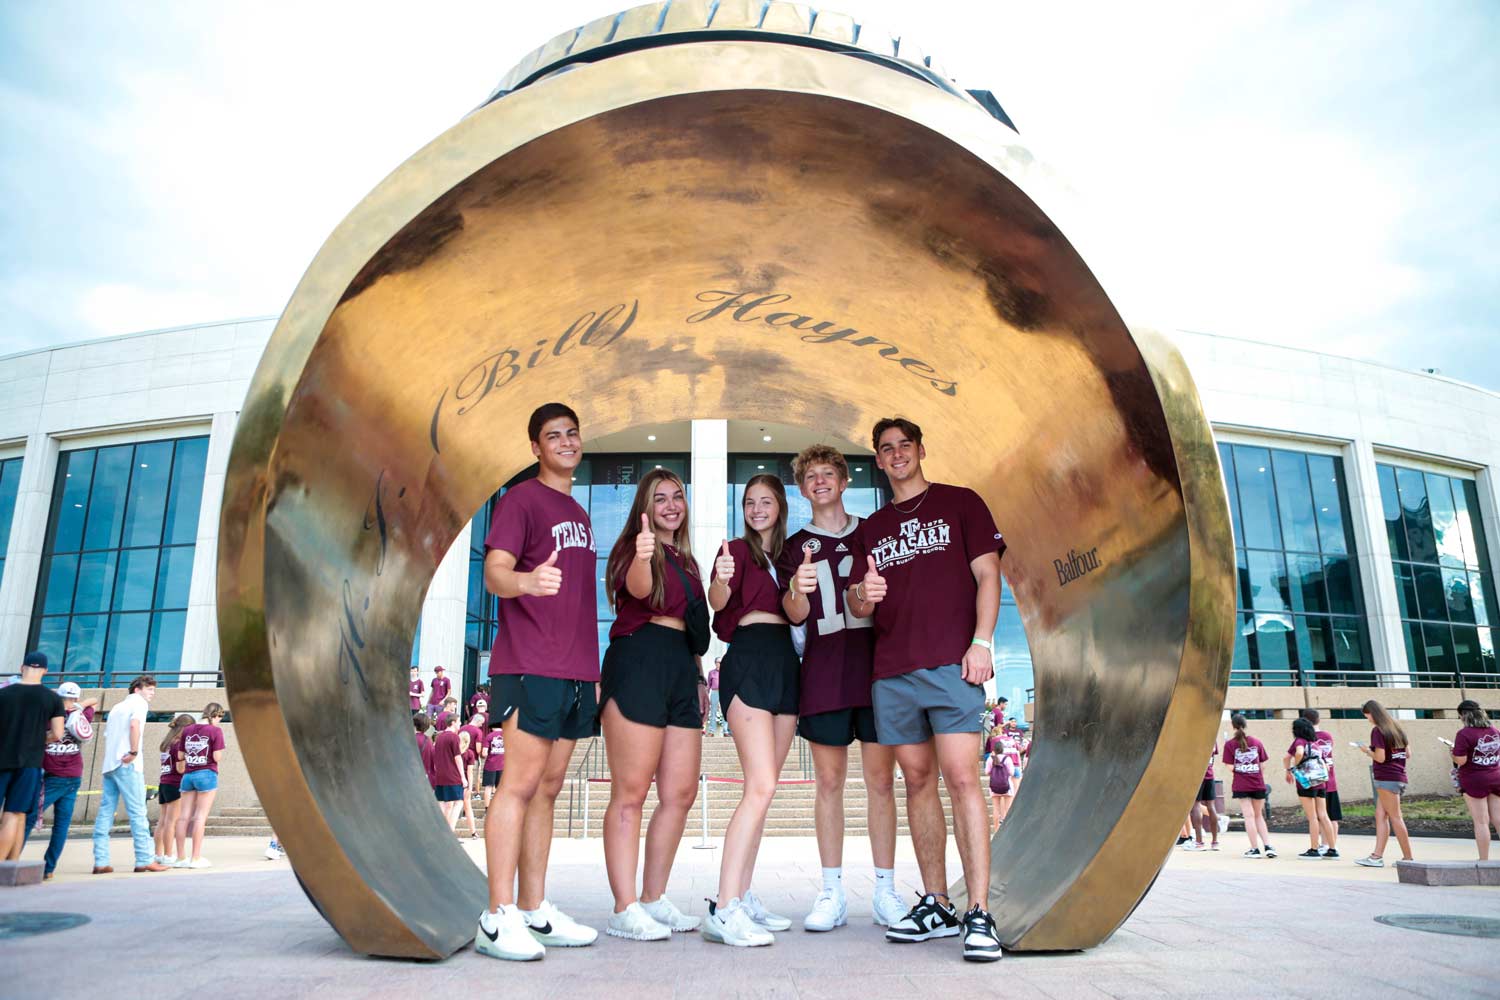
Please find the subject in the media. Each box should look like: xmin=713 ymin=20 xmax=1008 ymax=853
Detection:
xmin=635 ymin=512 xmax=657 ymax=562
xmin=714 ymin=540 xmax=736 ymax=585
xmin=860 ymin=555 xmax=887 ymax=605
xmin=528 ymin=549 xmax=563 ymax=597
xmin=793 ymin=545 xmax=818 ymax=596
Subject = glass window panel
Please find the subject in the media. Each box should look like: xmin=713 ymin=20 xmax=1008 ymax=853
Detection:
xmin=1402 ymin=621 xmax=1426 ymax=673
xmin=1232 ymin=447 xmax=1282 ymax=550
xmin=1272 ymin=450 xmax=1319 ymax=553
xmin=71 ymin=550 xmax=117 ymax=614
xmin=1306 ymin=455 xmax=1348 ymax=555
xmin=1421 ymin=622 xmax=1456 ymax=675
xmin=596 ymin=557 xmax=615 ymax=622
xmin=1246 ymin=550 xmax=1291 ymax=615
xmin=1235 ymin=550 xmax=1251 ymax=610
xmin=52 ymin=450 xmax=95 ymax=553
xmin=994 ymin=602 xmax=1033 ymax=677
xmin=64 ymin=614 xmax=106 ymax=679
xmin=1456 ymin=480 xmax=1491 ymax=572
xmin=1394 ymin=467 xmax=1436 ymax=564
xmin=570 ymin=458 xmax=593 ymax=487
xmin=1394 ymin=563 xmax=1420 ymax=620
xmin=590 ymin=484 xmax=634 ymax=553
xmin=1377 ymin=464 xmax=1406 ymax=561
xmin=467 ymin=554 xmax=485 ymax=618
xmin=147 ymin=610 xmax=187 ymax=675
xmin=1250 ymin=615 xmax=1293 ymax=675
xmin=1302 ymin=616 xmax=1334 ymax=672
xmin=121 ymin=440 xmax=173 ymax=547
xmin=112 ymin=547 xmax=159 ymax=611
xmin=1291 ymin=615 xmax=1315 ymax=674
xmin=1425 ymin=473 xmax=1465 ymax=569
xmin=105 ymin=612 xmax=150 ymax=676
xmin=1453 ymin=625 xmax=1481 ymax=675
xmin=410 ymin=620 xmax=421 ymax=667
xmin=1219 ymin=444 xmax=1244 ymax=550
xmin=0 ymin=459 xmax=23 ymax=555
xmin=1473 ymin=572 xmax=1491 ymax=627
xmin=39 ymin=554 xmax=79 ymax=615
xmin=35 ymin=615 xmax=69 ymax=668
xmin=1331 ymin=618 xmax=1366 ymax=670
xmin=1413 ymin=565 xmax=1447 ymax=621
xmin=1232 ymin=613 xmax=1253 ymax=674
xmin=1443 ymin=568 xmax=1475 ymax=625
xmin=82 ymin=445 xmax=133 ymax=551
xmin=844 ymin=487 xmax=879 ymax=520
xmin=1323 ymin=555 xmax=1358 ymax=617
xmin=154 ymin=546 xmax=193 ymax=609
xmin=1478 ymin=627 xmax=1496 ymax=676
xmin=1287 ymin=554 xmax=1326 ymax=613
xmin=162 ymin=437 xmax=209 ymax=546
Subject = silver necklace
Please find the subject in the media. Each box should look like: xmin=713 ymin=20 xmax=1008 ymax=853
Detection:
xmin=891 ymin=486 xmax=931 ymax=515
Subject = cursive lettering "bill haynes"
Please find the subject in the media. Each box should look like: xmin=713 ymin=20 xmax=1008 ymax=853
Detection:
xmin=686 ymin=290 xmax=958 ymax=396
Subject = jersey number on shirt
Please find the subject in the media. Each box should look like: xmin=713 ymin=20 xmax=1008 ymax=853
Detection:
xmin=811 ymin=556 xmax=873 ymax=635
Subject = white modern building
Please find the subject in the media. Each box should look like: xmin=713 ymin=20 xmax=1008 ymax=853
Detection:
xmin=1 ymin=319 xmax=1496 ymax=712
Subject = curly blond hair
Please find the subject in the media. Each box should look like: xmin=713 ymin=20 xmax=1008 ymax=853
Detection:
xmin=792 ymin=444 xmax=850 ymax=485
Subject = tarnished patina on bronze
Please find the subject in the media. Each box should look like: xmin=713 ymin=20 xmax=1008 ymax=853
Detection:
xmin=218 ymin=2 xmax=1234 ymax=959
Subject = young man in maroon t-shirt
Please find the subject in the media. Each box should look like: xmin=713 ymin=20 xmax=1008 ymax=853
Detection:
xmin=427 ymin=665 xmax=451 ymax=715
xmin=777 ymin=443 xmax=905 ymax=931
xmin=474 ymin=402 xmax=600 ymax=961
xmin=23 ymin=680 xmax=98 ymax=878
xmin=846 ymin=417 xmax=1005 ymax=963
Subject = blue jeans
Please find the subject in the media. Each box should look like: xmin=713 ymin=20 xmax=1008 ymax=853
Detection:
xmin=92 ymin=767 xmax=153 ymax=868
xmin=706 ymin=690 xmax=724 ymax=735
xmin=23 ymin=775 xmax=81 ymax=875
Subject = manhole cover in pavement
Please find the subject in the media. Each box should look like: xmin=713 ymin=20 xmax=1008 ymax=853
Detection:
xmin=1374 ymin=914 xmax=1500 ymax=939
xmin=0 ymin=912 xmax=92 ymax=939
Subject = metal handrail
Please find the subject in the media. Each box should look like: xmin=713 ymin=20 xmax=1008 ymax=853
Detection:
xmin=41 ymin=670 xmax=226 ymax=688
xmin=565 ymin=735 xmax=605 ymax=838
xmin=1228 ymin=666 xmax=1498 ymax=689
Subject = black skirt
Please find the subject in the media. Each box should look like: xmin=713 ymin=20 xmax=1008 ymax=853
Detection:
xmin=719 ymin=623 xmax=799 ymax=717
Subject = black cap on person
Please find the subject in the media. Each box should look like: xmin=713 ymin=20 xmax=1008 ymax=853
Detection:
xmin=23 ymin=650 xmax=48 ymax=669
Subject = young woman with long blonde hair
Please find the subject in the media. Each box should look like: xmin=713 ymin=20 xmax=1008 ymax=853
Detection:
xmin=1354 ymin=699 xmax=1413 ymax=866
xmin=154 ymin=713 xmax=194 ymax=865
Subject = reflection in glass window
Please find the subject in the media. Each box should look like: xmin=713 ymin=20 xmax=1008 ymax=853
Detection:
xmin=0 ymin=457 xmax=24 ymax=587
xmin=1220 ymin=443 xmax=1371 ymax=685
xmin=28 ymin=436 xmax=208 ymax=686
xmin=1378 ymin=464 xmax=1497 ymax=684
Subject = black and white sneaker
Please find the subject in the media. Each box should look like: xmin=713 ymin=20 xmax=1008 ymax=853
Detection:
xmin=961 ymin=905 xmax=1003 ymax=963
xmin=884 ymin=893 xmax=961 ymax=943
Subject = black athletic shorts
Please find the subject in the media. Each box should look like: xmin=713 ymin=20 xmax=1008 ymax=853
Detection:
xmin=601 ymin=623 xmax=703 ymax=729
xmin=482 ymin=769 xmax=502 ymax=788
xmin=799 ymin=706 xmax=879 ymax=747
xmin=491 ymin=673 xmax=599 ymax=742
xmin=157 ymin=784 xmax=181 ymax=806
xmin=1324 ymin=790 xmax=1342 ymax=821
xmin=720 ymin=623 xmax=799 ymax=716
xmin=1196 ymin=779 xmax=1216 ymax=803
xmin=1295 ymin=784 xmax=1326 ymax=799
xmin=1232 ymin=788 xmax=1268 ymax=800
xmin=434 ymin=784 xmax=463 ymax=802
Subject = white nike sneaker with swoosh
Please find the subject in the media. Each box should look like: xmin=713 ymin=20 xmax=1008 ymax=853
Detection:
xmin=475 ymin=905 xmax=544 ymax=961
xmin=523 ymin=900 xmax=598 ymax=947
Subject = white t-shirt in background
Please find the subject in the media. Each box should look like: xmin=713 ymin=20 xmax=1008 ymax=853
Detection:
xmin=102 ymin=691 xmax=148 ymax=774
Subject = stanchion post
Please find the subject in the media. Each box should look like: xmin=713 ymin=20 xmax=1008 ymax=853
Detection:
xmin=582 ymin=779 xmax=591 ymax=841
xmin=693 ymin=773 xmax=714 ymax=850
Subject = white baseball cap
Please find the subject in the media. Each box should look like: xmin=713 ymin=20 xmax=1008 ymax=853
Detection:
xmin=57 ymin=681 xmax=82 ymax=699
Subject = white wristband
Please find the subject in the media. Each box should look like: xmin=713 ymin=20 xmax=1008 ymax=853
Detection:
xmin=970 ymin=637 xmax=993 ymax=651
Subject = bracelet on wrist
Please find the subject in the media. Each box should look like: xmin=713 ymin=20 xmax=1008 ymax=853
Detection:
xmin=970 ymin=637 xmax=993 ymax=651
xmin=854 ymin=582 xmax=866 ymax=603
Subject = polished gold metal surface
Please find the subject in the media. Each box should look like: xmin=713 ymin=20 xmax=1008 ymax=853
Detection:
xmin=218 ymin=3 xmax=1234 ymax=959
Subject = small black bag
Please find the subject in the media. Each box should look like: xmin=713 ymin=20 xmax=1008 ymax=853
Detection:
xmin=664 ymin=548 xmax=711 ymax=657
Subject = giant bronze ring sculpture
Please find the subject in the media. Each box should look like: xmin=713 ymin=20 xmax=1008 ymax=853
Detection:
xmin=218 ymin=2 xmax=1234 ymax=960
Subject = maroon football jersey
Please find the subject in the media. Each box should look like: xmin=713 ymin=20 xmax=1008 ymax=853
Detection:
xmin=777 ymin=518 xmax=874 ymax=716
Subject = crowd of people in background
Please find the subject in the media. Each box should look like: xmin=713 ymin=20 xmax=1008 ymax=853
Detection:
xmin=413 ymin=680 xmax=503 ymax=840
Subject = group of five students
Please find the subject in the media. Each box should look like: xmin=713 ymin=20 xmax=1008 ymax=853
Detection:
xmin=470 ymin=402 xmax=1006 ymax=963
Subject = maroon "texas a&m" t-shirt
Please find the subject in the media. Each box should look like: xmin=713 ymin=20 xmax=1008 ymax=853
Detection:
xmin=847 ymin=484 xmax=1004 ymax=681
xmin=776 ymin=518 xmax=875 ymax=716
xmin=485 ymin=477 xmax=599 ymax=682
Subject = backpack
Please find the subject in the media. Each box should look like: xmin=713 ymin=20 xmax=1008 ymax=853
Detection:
xmin=1292 ymin=740 xmax=1328 ymax=788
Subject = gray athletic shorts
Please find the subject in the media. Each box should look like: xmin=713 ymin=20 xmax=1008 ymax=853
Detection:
xmin=871 ymin=663 xmax=986 ymax=745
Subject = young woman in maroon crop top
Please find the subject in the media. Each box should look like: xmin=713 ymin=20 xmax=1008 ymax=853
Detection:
xmin=703 ymin=473 xmax=800 ymax=947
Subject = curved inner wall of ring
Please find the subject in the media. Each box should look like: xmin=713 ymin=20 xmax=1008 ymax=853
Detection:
xmin=262 ymin=89 xmax=1189 ymax=919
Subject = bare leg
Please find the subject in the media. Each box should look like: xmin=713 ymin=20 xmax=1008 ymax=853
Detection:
xmin=1201 ymin=799 xmax=1219 ymax=846
xmin=997 ymin=791 xmax=1013 ymax=824
xmin=516 ymin=738 xmax=576 ymax=910
xmin=861 ymin=742 xmax=897 ymax=869
xmin=174 ymin=791 xmax=197 ymax=858
xmin=1315 ymin=799 xmax=1335 ymax=850
xmin=189 ymin=789 xmax=217 ymax=860
xmin=717 ymin=699 xmax=789 ymax=902
xmin=641 ymin=724 xmax=702 ymax=902
xmin=990 ymin=792 xmax=1002 ymax=832
xmin=736 ymin=713 xmax=797 ymax=895
xmin=1381 ymin=790 xmax=1413 ymax=860
xmin=1253 ymin=799 xmax=1272 ymax=848
xmin=811 ymin=743 xmax=849 ymax=869
xmin=1189 ymin=805 xmax=1205 ymax=843
xmin=1240 ymin=799 xmax=1262 ymax=851
xmin=0 ymin=813 xmax=22 ymax=860
xmin=1464 ymin=795 xmax=1491 ymax=860
xmin=934 ymin=732 xmax=989 ymax=904
xmin=601 ymin=701 xmax=665 ymax=910
xmin=892 ymin=741 xmax=946 ymax=896
xmin=1299 ymin=797 xmax=1319 ymax=850
xmin=484 ymin=715 xmax=558 ymax=910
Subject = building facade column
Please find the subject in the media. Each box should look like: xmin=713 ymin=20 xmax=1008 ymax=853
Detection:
xmin=418 ymin=521 xmax=471 ymax=682
xmin=0 ymin=432 xmax=59 ymax=669
xmin=179 ymin=412 xmax=239 ymax=686
xmin=1345 ymin=439 xmax=1407 ymax=684
xmin=691 ymin=419 xmax=729 ymax=669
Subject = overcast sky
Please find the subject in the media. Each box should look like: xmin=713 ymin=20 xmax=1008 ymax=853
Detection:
xmin=2 ymin=2 xmax=1496 ymax=389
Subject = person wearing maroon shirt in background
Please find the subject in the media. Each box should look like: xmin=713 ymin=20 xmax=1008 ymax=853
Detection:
xmin=1183 ymin=743 xmax=1220 ymax=851
xmin=457 ymin=727 xmax=480 ymax=838
xmin=779 ymin=444 xmax=904 ymax=933
xmin=701 ymin=473 xmax=799 ymax=948
xmin=469 ymin=684 xmax=492 ymax=718
xmin=22 ymin=681 xmax=99 ymax=878
xmin=473 ymin=403 xmax=600 ymax=962
xmin=414 ymin=713 xmax=434 ymax=786
xmin=1223 ymin=714 xmax=1276 ymax=858
xmin=1285 ymin=718 xmax=1336 ymax=860
xmin=409 ymin=665 xmax=424 ymax=714
xmin=174 ymin=703 xmax=226 ymax=869
xmin=1353 ymin=699 xmax=1414 ymax=866
xmin=0 ymin=651 xmax=65 ymax=863
xmin=845 ymin=417 xmax=1004 ymax=963
xmin=597 ymin=470 xmax=709 ymax=942
xmin=427 ymin=665 xmax=451 ymax=717
xmin=152 ymin=713 xmax=193 ymax=867
xmin=432 ymin=713 xmax=466 ymax=829
xmin=481 ymin=724 xmax=505 ymax=811
xmin=461 ymin=713 xmax=488 ymax=792
xmin=1449 ymin=699 xmax=1500 ymax=859
xmin=1297 ymin=708 xmax=1340 ymax=858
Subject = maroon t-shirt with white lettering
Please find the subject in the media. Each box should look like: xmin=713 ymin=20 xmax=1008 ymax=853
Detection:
xmin=431 ymin=730 xmax=464 ymax=786
xmin=777 ymin=519 xmax=874 ymax=716
xmin=1453 ymin=725 xmax=1500 ymax=798
xmin=611 ymin=544 xmax=705 ymax=639
xmin=1314 ymin=731 xmax=1337 ymax=792
xmin=1203 ymin=745 xmax=1217 ymax=783
xmin=847 ymin=483 xmax=1005 ymax=681
xmin=159 ymin=734 xmax=184 ymax=787
xmin=484 ymin=728 xmax=505 ymax=772
xmin=180 ymin=723 xmax=225 ymax=774
xmin=1369 ymin=727 xmax=1409 ymax=782
xmin=427 ymin=674 xmax=450 ymax=708
xmin=409 ymin=678 xmax=424 ymax=711
xmin=1222 ymin=737 xmax=1268 ymax=793
xmin=711 ymin=537 xmax=785 ymax=642
xmin=485 ymin=478 xmax=599 ymax=682
xmin=460 ymin=724 xmax=485 ymax=765
xmin=43 ymin=706 xmax=95 ymax=778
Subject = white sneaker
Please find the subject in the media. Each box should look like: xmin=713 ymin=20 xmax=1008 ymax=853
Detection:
xmin=171 ymin=858 xmax=192 ymax=869
xmin=803 ymin=889 xmax=847 ymax=932
xmin=158 ymin=855 xmax=177 ymax=866
xmin=475 ymin=905 xmax=544 ymax=961
xmin=523 ymin=900 xmax=598 ymax=947
xmin=640 ymin=895 xmax=701 ymax=932
xmin=186 ymin=858 xmax=212 ymax=869
xmin=263 ymin=846 xmax=283 ymax=861
xmin=703 ymin=899 xmax=774 ymax=947
xmin=1182 ymin=841 xmax=1207 ymax=852
xmin=872 ymin=890 xmax=907 ymax=928
xmin=606 ymin=902 xmax=670 ymax=941
xmin=742 ymin=890 xmax=792 ymax=931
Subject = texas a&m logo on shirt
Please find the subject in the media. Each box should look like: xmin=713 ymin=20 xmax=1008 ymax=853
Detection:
xmin=550 ymin=520 xmax=595 ymax=553
xmin=870 ymin=517 xmax=953 ymax=571
xmin=184 ymin=733 xmax=212 ymax=767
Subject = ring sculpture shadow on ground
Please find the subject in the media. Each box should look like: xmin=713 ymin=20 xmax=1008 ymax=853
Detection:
xmin=217 ymin=2 xmax=1234 ymax=960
